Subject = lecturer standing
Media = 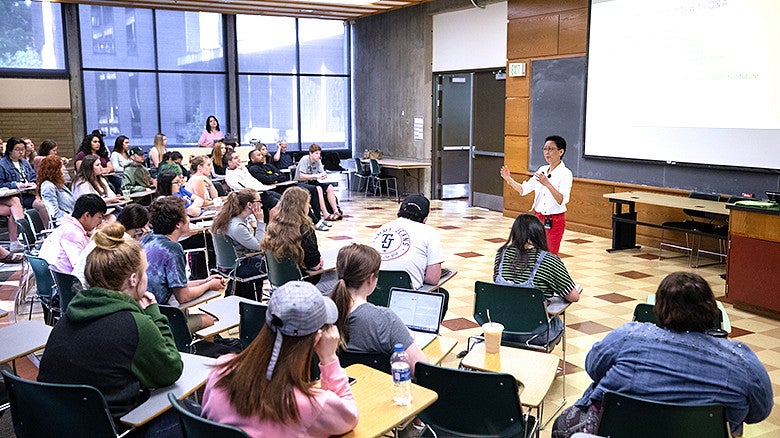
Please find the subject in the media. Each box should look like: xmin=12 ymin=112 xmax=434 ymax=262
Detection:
xmin=500 ymin=135 xmax=572 ymax=255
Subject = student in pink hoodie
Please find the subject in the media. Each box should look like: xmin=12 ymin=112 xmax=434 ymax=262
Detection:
xmin=202 ymin=281 xmax=358 ymax=437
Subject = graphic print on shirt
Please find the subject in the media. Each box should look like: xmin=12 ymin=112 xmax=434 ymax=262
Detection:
xmin=374 ymin=226 xmax=411 ymax=261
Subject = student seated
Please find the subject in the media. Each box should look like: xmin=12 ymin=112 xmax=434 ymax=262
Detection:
xmin=201 ymin=281 xmax=358 ymax=437
xmin=552 ymin=272 xmax=773 ymax=437
xmin=157 ymin=171 xmax=203 ymax=218
xmin=121 ymin=146 xmax=156 ymax=193
xmin=186 ymin=156 xmax=219 ymax=203
xmin=39 ymin=194 xmax=107 ymax=275
xmin=141 ymin=196 xmax=223 ymax=332
xmin=261 ymin=187 xmax=336 ymax=294
xmin=493 ymin=214 xmax=580 ymax=303
xmin=72 ymin=155 xmax=122 ymax=205
xmin=37 ymin=154 xmax=75 ymax=226
xmin=295 ymin=143 xmax=341 ymax=221
xmin=37 ymin=223 xmax=184 ymax=437
xmin=330 ymin=243 xmax=427 ymax=375
xmin=0 ymin=137 xmax=50 ymax=228
xmin=210 ymin=189 xmax=266 ymax=278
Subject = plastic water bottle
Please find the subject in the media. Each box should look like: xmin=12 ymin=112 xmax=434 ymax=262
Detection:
xmin=391 ymin=343 xmax=412 ymax=406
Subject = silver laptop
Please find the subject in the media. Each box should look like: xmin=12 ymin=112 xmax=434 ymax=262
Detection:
xmin=388 ymin=288 xmax=445 ymax=349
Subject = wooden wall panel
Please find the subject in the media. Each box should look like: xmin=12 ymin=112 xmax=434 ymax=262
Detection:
xmin=0 ymin=109 xmax=74 ymax=156
xmin=507 ymin=14 xmax=559 ymax=59
xmin=508 ymin=0 xmax=589 ymax=20
xmin=503 ymin=135 xmax=528 ymax=172
xmin=558 ymin=8 xmax=588 ymax=54
xmin=504 ymin=97 xmax=529 ymax=136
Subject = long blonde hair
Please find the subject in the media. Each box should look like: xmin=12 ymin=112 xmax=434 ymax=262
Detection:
xmin=261 ymin=187 xmax=312 ymax=266
xmin=85 ymin=223 xmax=143 ymax=291
xmin=153 ymin=133 xmax=167 ymax=163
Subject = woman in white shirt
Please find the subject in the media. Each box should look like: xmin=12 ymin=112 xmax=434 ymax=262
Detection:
xmin=72 ymin=155 xmax=122 ymax=204
xmin=110 ymin=135 xmax=132 ymax=172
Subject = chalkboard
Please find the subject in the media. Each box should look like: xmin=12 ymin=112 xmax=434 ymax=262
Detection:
xmin=529 ymin=57 xmax=780 ymax=196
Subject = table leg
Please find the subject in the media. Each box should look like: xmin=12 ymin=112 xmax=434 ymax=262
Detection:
xmin=606 ymin=200 xmax=641 ymax=252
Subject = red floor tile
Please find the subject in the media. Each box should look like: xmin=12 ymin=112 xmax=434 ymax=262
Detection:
xmin=454 ymin=251 xmax=483 ymax=258
xmin=568 ymin=321 xmax=613 ymax=335
xmin=616 ymin=270 xmax=653 ymax=279
xmin=595 ymin=293 xmax=635 ymax=304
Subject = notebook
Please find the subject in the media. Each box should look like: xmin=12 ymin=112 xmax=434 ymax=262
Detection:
xmin=388 ymin=288 xmax=445 ymax=349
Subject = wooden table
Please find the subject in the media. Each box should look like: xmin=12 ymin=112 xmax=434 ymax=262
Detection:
xmin=343 ymin=363 xmax=438 ymax=438
xmin=195 ymin=295 xmax=257 ymax=338
xmin=461 ymin=342 xmax=559 ymax=411
xmin=0 ymin=320 xmax=52 ymax=373
xmin=120 ymin=353 xmax=215 ymax=427
xmin=603 ymin=191 xmax=727 ymax=252
xmin=362 ymin=157 xmax=431 ymax=196
xmin=129 ymin=188 xmax=156 ymax=199
xmin=422 ymin=336 xmax=457 ymax=365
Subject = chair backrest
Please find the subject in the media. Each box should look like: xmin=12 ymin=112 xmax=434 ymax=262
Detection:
xmin=632 ymin=303 xmax=660 ymax=325
xmin=25 ymin=254 xmax=55 ymax=301
xmin=369 ymin=270 xmax=412 ymax=307
xmin=339 ymin=350 xmax=391 ymax=374
xmin=597 ymin=391 xmax=730 ymax=438
xmin=239 ymin=301 xmax=268 ymax=348
xmin=264 ymin=251 xmax=302 ymax=288
xmin=167 ymin=393 xmax=248 ymax=438
xmin=369 ymin=158 xmax=381 ymax=176
xmin=15 ymin=218 xmax=37 ymax=251
xmin=211 ymin=233 xmax=238 ymax=271
xmin=473 ymin=281 xmax=550 ymax=334
xmin=213 ymin=180 xmax=228 ymax=197
xmin=415 ymin=362 xmax=530 ymax=437
xmin=49 ymin=268 xmax=83 ymax=313
xmin=2 ymin=370 xmax=121 ymax=437
xmin=24 ymin=208 xmax=47 ymax=237
xmin=159 ymin=305 xmax=194 ymax=353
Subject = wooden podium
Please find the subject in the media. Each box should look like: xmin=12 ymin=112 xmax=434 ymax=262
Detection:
xmin=726 ymin=205 xmax=780 ymax=317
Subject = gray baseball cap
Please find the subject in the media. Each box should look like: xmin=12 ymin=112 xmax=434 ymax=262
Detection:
xmin=265 ymin=281 xmax=338 ymax=380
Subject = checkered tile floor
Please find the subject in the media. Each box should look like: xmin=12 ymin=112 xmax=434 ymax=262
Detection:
xmin=2 ymin=189 xmax=778 ymax=437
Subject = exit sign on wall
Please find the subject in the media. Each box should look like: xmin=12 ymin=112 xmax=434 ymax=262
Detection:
xmin=508 ymin=62 xmax=526 ymax=77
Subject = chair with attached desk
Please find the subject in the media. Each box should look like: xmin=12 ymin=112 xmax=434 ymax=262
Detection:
xmin=159 ymin=305 xmax=240 ymax=358
xmin=48 ymin=267 xmax=83 ymax=315
xmin=352 ymin=157 xmax=371 ymax=192
xmin=167 ymin=393 xmax=248 ymax=438
xmin=473 ymin=281 xmax=567 ymax=425
xmin=264 ymin=251 xmax=306 ymax=290
xmin=24 ymin=208 xmax=52 ymax=240
xmin=2 ymin=369 xmax=132 ymax=438
xmin=414 ymin=362 xmax=537 ymax=438
xmin=210 ymin=233 xmax=266 ymax=301
xmin=369 ymin=270 xmax=413 ymax=307
xmin=15 ymin=218 xmax=41 ymax=254
xmin=659 ymin=192 xmax=721 ymax=267
xmin=23 ymin=254 xmax=58 ymax=324
xmin=238 ymin=301 xmax=267 ymax=348
xmin=597 ymin=391 xmax=730 ymax=438
xmin=632 ymin=303 xmax=660 ymax=325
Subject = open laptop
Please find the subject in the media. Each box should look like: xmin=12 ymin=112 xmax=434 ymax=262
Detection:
xmin=388 ymin=287 xmax=445 ymax=349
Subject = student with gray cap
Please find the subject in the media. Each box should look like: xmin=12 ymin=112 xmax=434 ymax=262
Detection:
xmin=122 ymin=146 xmax=156 ymax=193
xmin=201 ymin=281 xmax=358 ymax=437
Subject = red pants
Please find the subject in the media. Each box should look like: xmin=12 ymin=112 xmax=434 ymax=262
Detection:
xmin=535 ymin=212 xmax=566 ymax=255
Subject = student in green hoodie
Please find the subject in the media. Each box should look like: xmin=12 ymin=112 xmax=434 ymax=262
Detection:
xmin=38 ymin=222 xmax=183 ymax=436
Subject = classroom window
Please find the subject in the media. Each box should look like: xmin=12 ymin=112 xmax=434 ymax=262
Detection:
xmin=238 ymin=74 xmax=297 ymax=146
xmin=155 ymin=10 xmax=224 ymax=72
xmin=298 ymin=19 xmax=348 ymax=75
xmin=159 ymin=73 xmax=227 ymax=144
xmin=0 ymin=1 xmax=66 ymax=72
xmin=236 ymin=15 xmax=297 ymax=74
xmin=82 ymin=70 xmax=159 ymax=141
xmin=80 ymin=5 xmax=155 ymax=70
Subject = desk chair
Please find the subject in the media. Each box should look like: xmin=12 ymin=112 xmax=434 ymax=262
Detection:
xmin=339 ymin=350 xmax=391 ymax=374
xmin=23 ymin=254 xmax=58 ymax=324
xmin=693 ymin=195 xmax=752 ymax=268
xmin=14 ymin=218 xmax=41 ymax=254
xmin=367 ymin=159 xmax=398 ymax=199
xmin=238 ymin=301 xmax=267 ymax=348
xmin=659 ymin=192 xmax=721 ymax=267
xmin=473 ymin=281 xmax=567 ymax=426
xmin=24 ymin=209 xmax=52 ymax=240
xmin=167 ymin=393 xmax=248 ymax=438
xmin=210 ymin=233 xmax=266 ymax=301
xmin=48 ymin=268 xmax=82 ymax=315
xmin=159 ymin=305 xmax=199 ymax=353
xmin=370 ymin=270 xmax=413 ymax=307
xmin=2 ymin=370 xmax=132 ymax=438
xmin=597 ymin=391 xmax=730 ymax=438
xmin=415 ymin=362 xmax=537 ymax=438
xmin=353 ymin=157 xmax=371 ymax=192
xmin=265 ymin=252 xmax=305 ymax=289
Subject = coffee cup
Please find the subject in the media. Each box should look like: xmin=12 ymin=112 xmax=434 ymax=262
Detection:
xmin=122 ymin=189 xmax=131 ymax=200
xmin=482 ymin=322 xmax=504 ymax=354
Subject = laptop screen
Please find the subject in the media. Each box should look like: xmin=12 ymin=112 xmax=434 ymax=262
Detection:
xmin=388 ymin=288 xmax=444 ymax=334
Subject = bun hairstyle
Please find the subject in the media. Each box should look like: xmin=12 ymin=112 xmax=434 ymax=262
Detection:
xmin=85 ymin=223 xmax=143 ymax=291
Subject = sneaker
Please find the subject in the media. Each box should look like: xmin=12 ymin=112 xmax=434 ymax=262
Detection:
xmin=315 ymin=220 xmax=330 ymax=231
xmin=10 ymin=241 xmax=25 ymax=253
xmin=322 ymin=220 xmax=332 ymax=227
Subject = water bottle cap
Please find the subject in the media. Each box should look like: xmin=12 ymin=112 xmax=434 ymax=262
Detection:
xmin=394 ymin=343 xmax=404 ymax=353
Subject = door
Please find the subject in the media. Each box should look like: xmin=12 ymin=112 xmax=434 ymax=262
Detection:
xmin=471 ymin=71 xmax=505 ymax=210
xmin=434 ymin=73 xmax=472 ymax=199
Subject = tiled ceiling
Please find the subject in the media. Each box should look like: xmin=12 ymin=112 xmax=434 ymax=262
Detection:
xmin=52 ymin=0 xmax=429 ymax=21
